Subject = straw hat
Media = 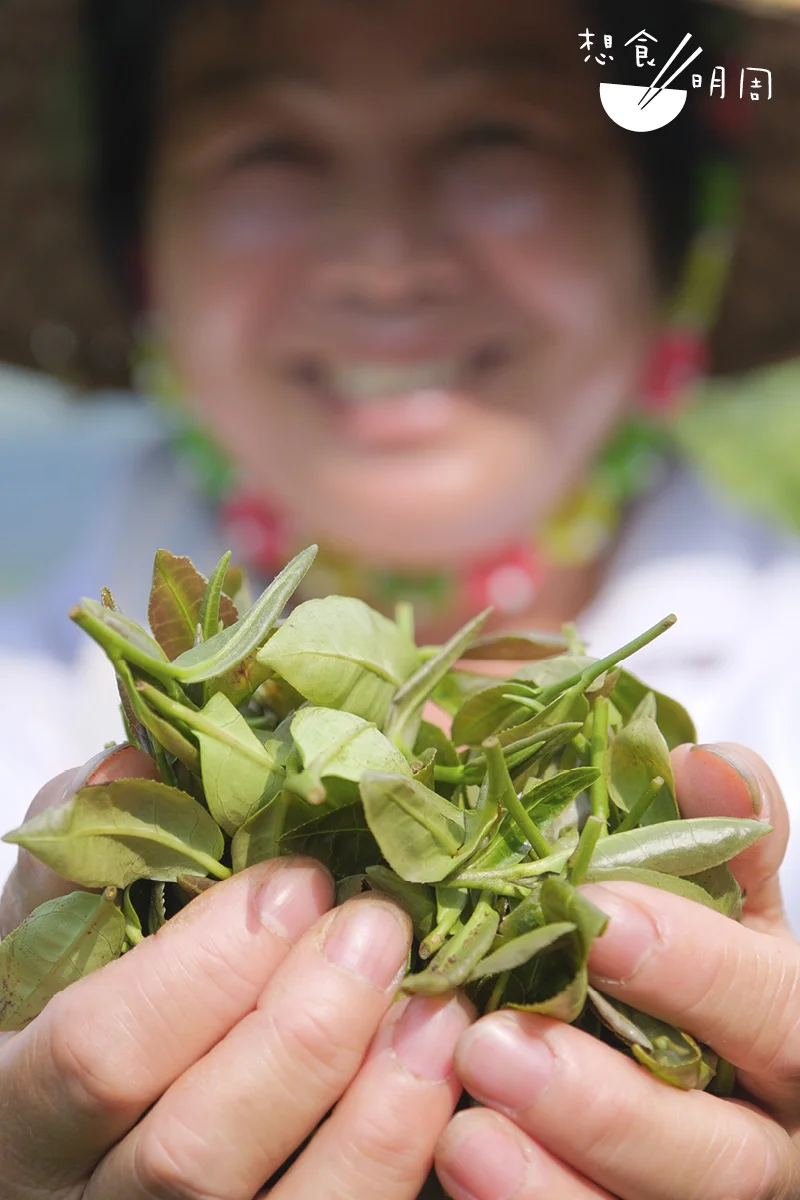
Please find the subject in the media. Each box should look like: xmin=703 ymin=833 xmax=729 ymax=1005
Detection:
xmin=0 ymin=0 xmax=798 ymax=389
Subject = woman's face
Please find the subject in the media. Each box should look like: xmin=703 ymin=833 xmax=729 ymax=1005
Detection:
xmin=147 ymin=0 xmax=660 ymax=567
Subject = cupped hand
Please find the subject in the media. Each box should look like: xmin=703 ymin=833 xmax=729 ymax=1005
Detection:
xmin=436 ymin=742 xmax=800 ymax=1200
xmin=0 ymin=750 xmax=472 ymax=1199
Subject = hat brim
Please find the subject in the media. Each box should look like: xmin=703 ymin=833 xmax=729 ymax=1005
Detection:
xmin=0 ymin=0 xmax=797 ymax=386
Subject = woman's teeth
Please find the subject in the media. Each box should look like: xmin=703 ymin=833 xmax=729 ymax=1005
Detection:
xmin=328 ymin=360 xmax=460 ymax=404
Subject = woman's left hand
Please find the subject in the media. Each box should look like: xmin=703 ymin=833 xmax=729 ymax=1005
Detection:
xmin=435 ymin=742 xmax=800 ymax=1200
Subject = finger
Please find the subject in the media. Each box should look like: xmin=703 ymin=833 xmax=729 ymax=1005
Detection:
xmin=0 ymin=857 xmax=333 ymax=1193
xmin=671 ymin=741 xmax=790 ymax=934
xmin=86 ymin=893 xmax=413 ymax=1200
xmin=436 ymin=1108 xmax=612 ymax=1200
xmin=0 ymin=744 xmax=160 ymax=935
xmin=580 ymin=880 xmax=800 ymax=1116
xmin=272 ymin=993 xmax=473 ymax=1200
xmin=454 ymin=1012 xmax=799 ymax=1200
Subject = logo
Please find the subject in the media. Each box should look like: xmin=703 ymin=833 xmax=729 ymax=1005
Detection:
xmin=580 ymin=28 xmax=774 ymax=132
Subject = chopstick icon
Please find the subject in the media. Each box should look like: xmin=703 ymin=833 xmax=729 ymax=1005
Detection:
xmin=638 ymin=33 xmax=703 ymax=110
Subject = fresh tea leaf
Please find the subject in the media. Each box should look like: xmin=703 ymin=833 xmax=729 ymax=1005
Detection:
xmin=199 ymin=551 xmax=239 ymax=643
xmin=611 ymin=670 xmax=697 ymax=749
xmin=193 ymin=693 xmax=280 ymax=835
xmin=282 ymin=803 xmax=383 ymax=878
xmin=360 ymin=772 xmax=493 ymax=884
xmin=582 ymin=865 xmax=742 ymax=916
xmin=588 ymin=988 xmax=712 ymax=1090
xmin=384 ymin=608 xmax=490 ymax=753
xmin=365 ymin=867 xmax=437 ymax=941
xmin=459 ymin=630 xmax=569 ymax=661
xmin=259 ymin=596 xmax=418 ymax=724
xmin=170 ymin=545 xmax=317 ymax=684
xmin=607 ymin=715 xmax=679 ymax=825
xmin=403 ymin=900 xmax=500 ymax=995
xmin=148 ymin=550 xmax=235 ymax=661
xmin=451 ymin=682 xmax=539 ymax=746
xmin=3 ymin=779 xmax=227 ymax=888
xmin=586 ymin=817 xmax=769 ymax=878
xmin=468 ymin=922 xmax=576 ymax=981
xmin=289 ymin=707 xmax=412 ymax=806
xmin=0 ymin=891 xmax=125 ymax=1031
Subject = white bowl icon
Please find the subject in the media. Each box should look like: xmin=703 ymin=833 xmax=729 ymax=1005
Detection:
xmin=599 ymin=82 xmax=687 ymax=132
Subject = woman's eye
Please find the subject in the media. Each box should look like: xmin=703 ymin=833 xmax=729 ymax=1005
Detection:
xmin=227 ymin=138 xmax=316 ymax=171
xmin=449 ymin=122 xmax=533 ymax=151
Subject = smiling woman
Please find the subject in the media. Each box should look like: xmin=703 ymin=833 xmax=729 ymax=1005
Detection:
xmin=135 ymin=0 xmax=661 ymax=576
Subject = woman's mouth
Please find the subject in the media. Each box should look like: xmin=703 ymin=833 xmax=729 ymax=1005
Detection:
xmin=288 ymin=348 xmax=507 ymax=449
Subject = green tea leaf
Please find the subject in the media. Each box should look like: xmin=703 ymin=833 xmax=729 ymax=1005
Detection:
xmin=686 ymin=864 xmax=743 ymax=919
xmin=496 ymin=691 xmax=589 ymax=749
xmin=360 ymin=772 xmax=493 ymax=884
xmin=385 ymin=609 xmax=490 ymax=753
xmin=412 ymin=747 xmax=438 ymax=792
xmin=199 ymin=551 xmax=239 ymax=644
xmin=582 ymin=865 xmax=742 ymax=916
xmin=365 ymin=867 xmax=437 ymax=941
xmin=588 ymin=988 xmax=712 ymax=1089
xmin=70 ymin=599 xmax=173 ymax=683
xmin=414 ymin=721 xmax=460 ymax=768
xmin=521 ymin=767 xmax=600 ymax=830
xmin=3 ymin=779 xmax=227 ymax=888
xmin=281 ymin=803 xmax=383 ymax=878
xmin=289 ymin=707 xmax=412 ymax=806
xmin=231 ymin=789 xmax=315 ymax=873
xmin=607 ymin=715 xmax=679 ymax=825
xmin=498 ymin=890 xmax=545 ymax=940
xmin=431 ymin=669 xmax=499 ymax=719
xmin=193 ymin=693 xmax=280 ymax=835
xmin=122 ymin=884 xmax=144 ymax=945
xmin=0 ymin=891 xmax=125 ymax=1031
xmin=403 ymin=900 xmax=500 ymax=995
xmin=148 ymin=550 xmax=236 ymax=661
xmin=116 ymin=661 xmax=199 ymax=773
xmin=586 ymin=817 xmax=769 ymax=878
xmin=468 ymin=922 xmax=576 ymax=981
xmin=611 ymin=670 xmax=697 ymax=749
xmin=451 ymin=682 xmax=538 ymax=746
xmin=540 ymin=877 xmax=609 ymax=954
xmin=259 ymin=596 xmax=418 ymax=724
xmin=149 ymin=882 xmax=168 ymax=934
xmin=459 ymin=630 xmax=569 ymax=661
xmin=170 ymin=545 xmax=317 ymax=684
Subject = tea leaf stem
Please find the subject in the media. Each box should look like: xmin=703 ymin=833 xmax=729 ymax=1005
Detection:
xmin=537 ymin=614 xmax=677 ymax=706
xmin=569 ymin=814 xmax=605 ymax=886
xmin=486 ymin=970 xmax=511 ymax=1013
xmin=615 ymin=776 xmax=665 ymax=834
xmin=590 ymin=697 xmax=609 ymax=829
xmin=483 ymin=738 xmax=552 ymax=860
xmin=137 ymin=683 xmax=280 ymax=773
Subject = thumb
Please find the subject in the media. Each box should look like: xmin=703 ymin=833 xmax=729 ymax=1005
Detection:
xmin=0 ymin=744 xmax=160 ymax=936
xmin=670 ymin=742 xmax=791 ymax=938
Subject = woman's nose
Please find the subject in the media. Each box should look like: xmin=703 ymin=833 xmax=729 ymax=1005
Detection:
xmin=315 ymin=168 xmax=468 ymax=316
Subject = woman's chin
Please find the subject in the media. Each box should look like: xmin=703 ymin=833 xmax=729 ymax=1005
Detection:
xmin=298 ymin=452 xmax=546 ymax=568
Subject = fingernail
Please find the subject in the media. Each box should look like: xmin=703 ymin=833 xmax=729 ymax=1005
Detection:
xmin=580 ymin=883 xmax=661 ymax=982
xmin=693 ymin=744 xmax=765 ymax=815
xmin=71 ymin=744 xmax=131 ymax=792
xmin=324 ymin=897 xmax=411 ymax=989
xmin=439 ymin=1115 xmax=527 ymax=1200
xmin=458 ymin=1014 xmax=554 ymax=1110
xmin=256 ymin=861 xmax=333 ymax=943
xmin=392 ymin=994 xmax=473 ymax=1081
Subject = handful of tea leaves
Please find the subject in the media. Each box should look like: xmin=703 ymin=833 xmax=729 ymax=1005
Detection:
xmin=1 ymin=545 xmax=767 ymax=1093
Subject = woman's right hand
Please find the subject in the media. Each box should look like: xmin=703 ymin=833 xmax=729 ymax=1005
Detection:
xmin=0 ymin=747 xmax=472 ymax=1199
